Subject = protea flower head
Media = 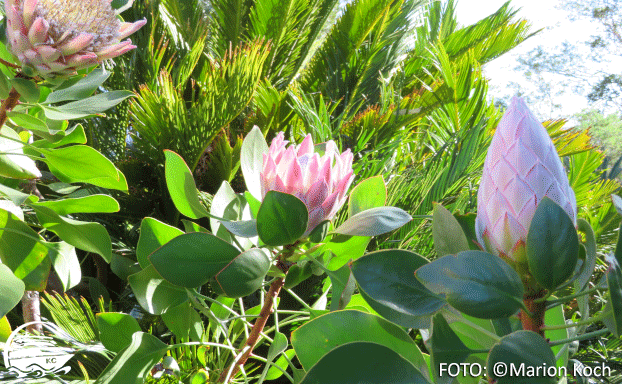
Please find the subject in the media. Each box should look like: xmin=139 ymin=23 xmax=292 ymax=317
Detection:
xmin=261 ymin=132 xmax=354 ymax=236
xmin=5 ymin=0 xmax=147 ymax=77
xmin=475 ymin=96 xmax=577 ymax=265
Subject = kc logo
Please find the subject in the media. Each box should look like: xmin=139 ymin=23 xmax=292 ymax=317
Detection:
xmin=2 ymin=322 xmax=74 ymax=379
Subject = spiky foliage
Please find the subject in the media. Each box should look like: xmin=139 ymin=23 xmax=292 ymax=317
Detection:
xmin=568 ymin=148 xmax=621 ymax=244
xmin=130 ymin=42 xmax=268 ymax=171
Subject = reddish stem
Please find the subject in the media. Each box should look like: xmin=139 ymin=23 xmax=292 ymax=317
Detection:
xmin=520 ymin=292 xmax=547 ymax=336
xmin=0 ymin=58 xmax=20 ymax=69
xmin=219 ymin=276 xmax=286 ymax=382
xmin=0 ymin=87 xmax=21 ymax=128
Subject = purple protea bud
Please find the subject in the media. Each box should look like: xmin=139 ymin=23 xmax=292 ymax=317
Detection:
xmin=475 ymin=97 xmax=577 ymax=264
xmin=5 ymin=0 xmax=146 ymax=77
xmin=260 ymin=133 xmax=354 ymax=236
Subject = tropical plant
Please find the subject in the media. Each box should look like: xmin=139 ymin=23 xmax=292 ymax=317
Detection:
xmin=81 ymin=0 xmax=536 ymax=223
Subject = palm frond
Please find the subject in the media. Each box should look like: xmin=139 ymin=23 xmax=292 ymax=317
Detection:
xmin=41 ymin=293 xmax=100 ymax=344
xmin=130 ymin=41 xmax=270 ymax=172
xmin=301 ymin=0 xmax=426 ymax=118
xmin=208 ymin=0 xmax=255 ymax=54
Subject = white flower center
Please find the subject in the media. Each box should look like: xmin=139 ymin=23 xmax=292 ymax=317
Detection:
xmin=35 ymin=0 xmax=120 ymax=47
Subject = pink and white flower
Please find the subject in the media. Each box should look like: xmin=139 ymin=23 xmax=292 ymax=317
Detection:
xmin=5 ymin=0 xmax=146 ymax=77
xmin=260 ymin=133 xmax=354 ymax=236
xmin=475 ymin=96 xmax=577 ymax=263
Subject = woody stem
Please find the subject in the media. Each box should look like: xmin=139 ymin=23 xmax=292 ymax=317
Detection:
xmin=520 ymin=292 xmax=547 ymax=337
xmin=219 ymin=249 xmax=296 ymax=383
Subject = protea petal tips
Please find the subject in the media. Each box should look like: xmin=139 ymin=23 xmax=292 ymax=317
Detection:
xmin=260 ymin=133 xmax=354 ymax=237
xmin=5 ymin=0 xmax=146 ymax=77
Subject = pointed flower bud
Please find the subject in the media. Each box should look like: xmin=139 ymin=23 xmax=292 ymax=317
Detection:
xmin=475 ymin=97 xmax=577 ymax=264
xmin=5 ymin=0 xmax=147 ymax=77
xmin=261 ymin=132 xmax=354 ymax=236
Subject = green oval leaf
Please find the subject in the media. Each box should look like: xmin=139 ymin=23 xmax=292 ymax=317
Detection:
xmin=32 ymin=124 xmax=87 ymax=148
xmin=416 ymin=251 xmax=524 ymax=319
xmin=32 ymin=205 xmax=112 ymax=262
xmin=30 ymin=194 xmax=119 ymax=215
xmin=432 ymin=203 xmax=469 ymax=257
xmin=527 ymin=197 xmax=579 ymax=291
xmin=324 ymin=234 xmax=371 ymax=270
xmin=37 ymin=145 xmax=127 ymax=191
xmin=96 ymin=332 xmax=168 ymax=384
xmin=283 ymin=261 xmax=314 ymax=289
xmin=257 ymin=191 xmax=308 ymax=246
xmin=348 ymin=175 xmax=386 ymax=217
xmin=308 ymin=220 xmax=330 ymax=243
xmin=351 ymin=249 xmax=446 ymax=329
xmin=149 ymin=232 xmax=240 ymax=288
xmin=333 ymin=206 xmax=412 ymax=236
xmin=544 ymin=303 xmax=570 ymax=370
xmin=211 ymin=248 xmax=271 ymax=298
xmin=299 ymin=342 xmax=429 ymax=384
xmin=221 ymin=219 xmax=258 ymax=238
xmin=0 ymin=316 xmax=11 ymax=343
xmin=0 ymin=263 xmax=25 ymax=319
xmin=266 ymin=349 xmax=295 ymax=381
xmin=11 ymin=78 xmax=39 ymax=102
xmin=46 ymin=241 xmax=81 ymax=291
xmin=0 ymin=71 xmax=10 ymax=99
xmin=136 ymin=217 xmax=183 ymax=269
xmin=128 ymin=265 xmax=188 ymax=315
xmin=0 ymin=210 xmax=51 ymax=290
xmin=97 ymin=312 xmax=142 ymax=353
xmin=267 ymin=332 xmax=288 ymax=362
xmin=487 ymin=331 xmax=556 ymax=384
xmin=0 ymin=127 xmax=41 ymax=179
xmin=211 ymin=181 xmax=238 ymax=240
xmin=162 ymin=302 xmax=204 ymax=342
xmin=291 ymin=309 xmax=429 ymax=377
xmin=45 ymin=67 xmax=110 ymax=103
xmin=7 ymin=112 xmax=48 ymax=133
xmin=42 ymin=90 xmax=134 ymax=120
xmin=164 ymin=150 xmax=209 ymax=219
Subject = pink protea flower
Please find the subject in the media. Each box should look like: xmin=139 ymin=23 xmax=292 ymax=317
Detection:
xmin=475 ymin=96 xmax=577 ymax=264
xmin=261 ymin=133 xmax=354 ymax=236
xmin=5 ymin=0 xmax=147 ymax=77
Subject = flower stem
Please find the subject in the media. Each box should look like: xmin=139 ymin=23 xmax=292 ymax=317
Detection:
xmin=520 ymin=292 xmax=547 ymax=336
xmin=218 ymin=245 xmax=297 ymax=383
xmin=218 ymin=275 xmax=286 ymax=383
xmin=0 ymin=58 xmax=20 ymax=69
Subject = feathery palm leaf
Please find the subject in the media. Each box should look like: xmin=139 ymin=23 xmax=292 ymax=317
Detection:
xmin=130 ymin=42 xmax=269 ymax=171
